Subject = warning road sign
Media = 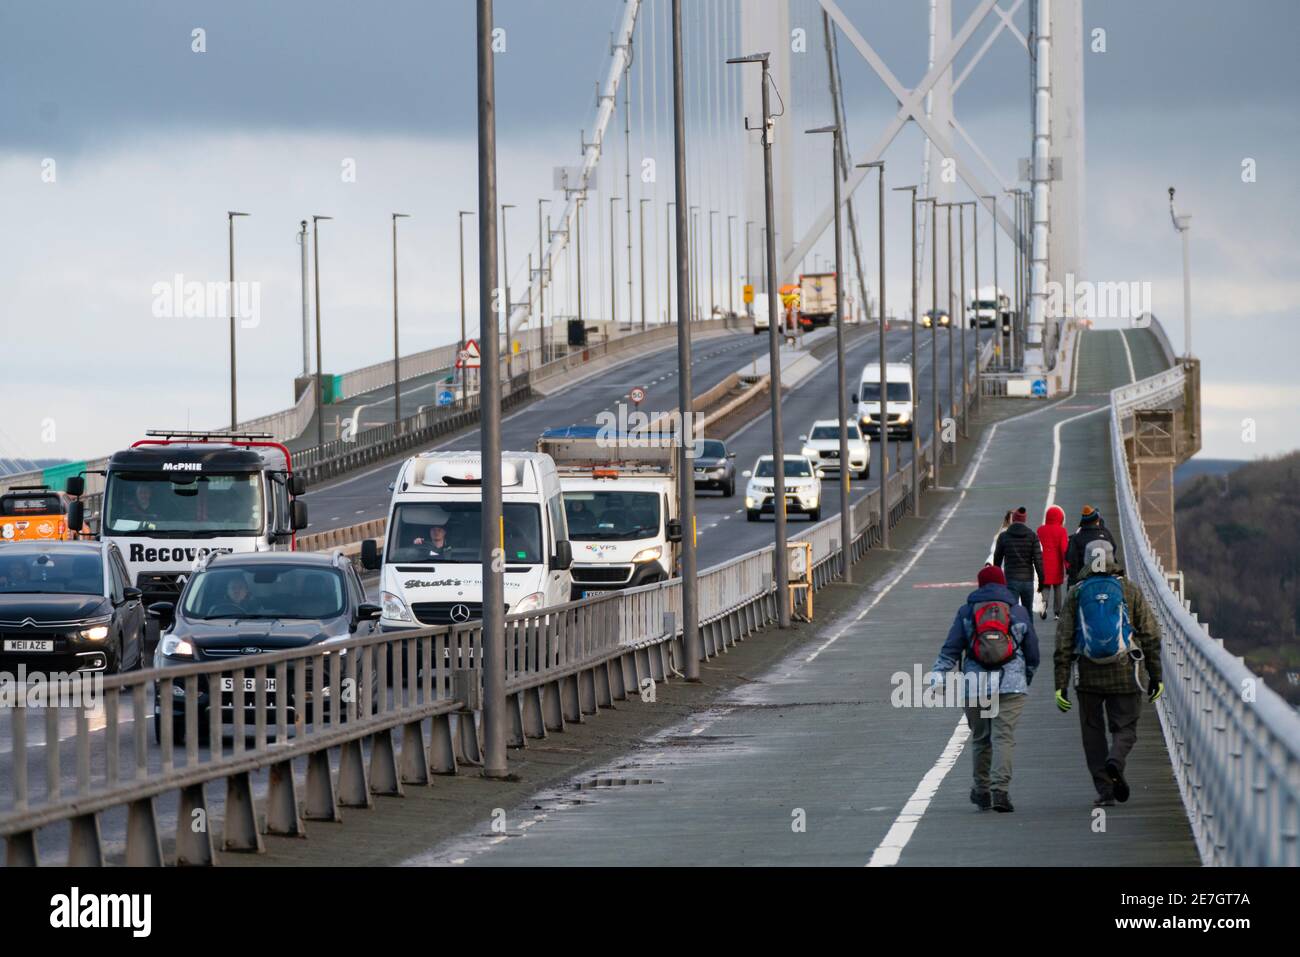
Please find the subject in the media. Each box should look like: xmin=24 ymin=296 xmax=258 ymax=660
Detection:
xmin=455 ymin=339 xmax=481 ymax=369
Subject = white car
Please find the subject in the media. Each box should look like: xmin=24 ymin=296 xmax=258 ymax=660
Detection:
xmin=800 ymin=419 xmax=869 ymax=480
xmin=744 ymin=454 xmax=822 ymax=522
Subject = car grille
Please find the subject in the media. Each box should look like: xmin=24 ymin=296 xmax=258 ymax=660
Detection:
xmin=818 ymin=449 xmax=839 ymax=459
xmin=136 ymin=572 xmax=188 ymax=600
xmin=571 ymin=564 xmax=634 ymax=584
xmin=410 ymin=602 xmax=509 ymax=626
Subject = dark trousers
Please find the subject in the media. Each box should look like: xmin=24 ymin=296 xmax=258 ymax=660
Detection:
xmin=1044 ymin=582 xmax=1065 ymax=616
xmin=1006 ymin=578 xmax=1035 ymax=609
xmin=1077 ymin=690 xmax=1143 ymax=796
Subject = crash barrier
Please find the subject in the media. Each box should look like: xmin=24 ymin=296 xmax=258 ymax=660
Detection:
xmin=0 ymin=326 xmax=992 ymax=865
xmin=1111 ymin=363 xmax=1300 ymax=866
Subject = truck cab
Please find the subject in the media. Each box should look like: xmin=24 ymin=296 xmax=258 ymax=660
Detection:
xmin=538 ymin=428 xmax=682 ymax=600
xmin=362 ymin=451 xmax=573 ymax=628
xmin=69 ymin=430 xmax=308 ymax=612
xmin=0 ymin=486 xmax=72 ymax=543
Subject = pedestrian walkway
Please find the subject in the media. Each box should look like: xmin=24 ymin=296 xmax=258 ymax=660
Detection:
xmin=409 ymin=330 xmax=1198 ymax=867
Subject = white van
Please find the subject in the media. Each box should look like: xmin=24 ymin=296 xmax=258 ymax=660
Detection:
xmin=361 ymin=451 xmax=573 ymax=628
xmin=750 ymin=292 xmax=771 ymax=334
xmin=856 ymin=362 xmax=915 ymax=440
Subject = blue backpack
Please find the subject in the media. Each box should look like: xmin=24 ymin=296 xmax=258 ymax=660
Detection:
xmin=1074 ymin=575 xmax=1135 ymax=663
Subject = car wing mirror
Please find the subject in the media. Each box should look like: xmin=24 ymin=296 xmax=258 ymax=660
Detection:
xmin=666 ymin=519 xmax=683 ymax=543
xmin=288 ymin=473 xmax=308 ymax=496
xmin=360 ymin=538 xmax=383 ymax=570
xmin=290 ymin=499 xmax=309 ymax=531
xmin=147 ymin=601 xmax=175 ymax=622
xmin=122 ymin=586 xmax=142 ymax=603
xmin=66 ymin=500 xmax=85 ymax=533
xmin=553 ymin=540 xmax=573 ymax=571
xmin=357 ymin=602 xmax=382 ymax=622
xmin=742 ymin=470 xmax=752 ymax=478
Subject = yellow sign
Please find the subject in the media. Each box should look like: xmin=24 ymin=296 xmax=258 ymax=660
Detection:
xmin=742 ymin=284 xmax=754 ymax=304
xmin=512 ymin=340 xmax=521 ymax=355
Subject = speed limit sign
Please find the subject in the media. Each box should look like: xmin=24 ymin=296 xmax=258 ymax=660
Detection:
xmin=629 ymin=386 xmax=647 ymax=406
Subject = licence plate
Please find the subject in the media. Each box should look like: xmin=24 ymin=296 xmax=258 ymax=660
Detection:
xmin=3 ymin=639 xmax=53 ymax=652
xmin=220 ymin=677 xmax=277 ymax=693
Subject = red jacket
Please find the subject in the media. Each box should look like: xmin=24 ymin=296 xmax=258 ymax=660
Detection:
xmin=1037 ymin=505 xmax=1069 ymax=586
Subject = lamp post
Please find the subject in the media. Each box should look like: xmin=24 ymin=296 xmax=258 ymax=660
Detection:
xmin=858 ymin=161 xmax=888 ymax=549
xmin=609 ymin=195 xmax=620 ymax=327
xmin=689 ymin=205 xmax=700 ymax=321
xmin=501 ymin=202 xmax=516 ymax=382
xmin=729 ymin=50 xmax=790 ymax=629
xmin=727 ymin=214 xmax=737 ymax=317
xmin=298 ymin=220 xmax=310 ymax=380
xmin=919 ymin=198 xmax=940 ymax=482
xmin=665 ymin=201 xmax=674 ymax=323
xmin=227 ymin=211 xmax=249 ymax=430
xmin=670 ymin=0 xmax=700 ymax=675
xmin=458 ymin=210 xmax=474 ymax=409
xmin=894 ymin=185 xmax=920 ymax=517
xmin=955 ymin=201 xmax=973 ymax=438
xmin=808 ymin=124 xmax=852 ymax=580
xmin=537 ymin=198 xmax=551 ymax=360
xmin=311 ymin=214 xmax=331 ymax=450
xmin=708 ymin=209 xmax=718 ymax=317
xmin=639 ymin=198 xmax=651 ymax=331
xmin=938 ymin=202 xmax=957 ymax=464
xmin=1168 ymin=187 xmax=1193 ymax=359
xmin=391 ymin=213 xmax=410 ymax=425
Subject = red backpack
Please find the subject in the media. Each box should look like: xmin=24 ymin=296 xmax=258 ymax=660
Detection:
xmin=970 ymin=600 xmax=1016 ymax=667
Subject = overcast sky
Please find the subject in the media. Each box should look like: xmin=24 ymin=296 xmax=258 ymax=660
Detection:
xmin=1 ymin=0 xmax=1296 ymax=462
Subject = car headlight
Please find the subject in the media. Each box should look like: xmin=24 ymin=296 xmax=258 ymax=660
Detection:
xmin=801 ymin=446 xmax=817 ymax=459
xmin=380 ymin=590 xmax=413 ymax=622
xmin=631 ymin=546 xmax=662 ymax=565
xmin=745 ymin=496 xmax=756 ymax=508
xmin=79 ymin=624 xmax=110 ymax=642
xmin=896 ymin=410 xmax=911 ymax=424
xmin=511 ymin=592 xmax=546 ymax=614
xmin=160 ymin=634 xmax=194 ymax=658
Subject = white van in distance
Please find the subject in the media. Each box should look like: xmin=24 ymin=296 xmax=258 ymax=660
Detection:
xmin=856 ymin=362 xmax=914 ymax=440
xmin=361 ymin=452 xmax=573 ymax=628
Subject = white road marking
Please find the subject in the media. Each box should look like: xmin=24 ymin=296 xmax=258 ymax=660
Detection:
xmin=1118 ymin=328 xmax=1136 ymax=384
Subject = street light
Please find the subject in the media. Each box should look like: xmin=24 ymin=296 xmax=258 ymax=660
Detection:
xmin=857 ymin=160 xmax=888 ymax=549
xmin=391 ymin=213 xmax=410 ymax=425
xmin=894 ymin=185 xmax=920 ymax=518
xmin=311 ymin=214 xmax=332 ymax=450
xmin=670 ymin=0 xmax=700 ymax=674
xmin=727 ymin=214 xmax=737 ymax=317
xmin=537 ymin=198 xmax=552 ymax=359
xmin=226 ymin=211 xmax=249 ymax=430
xmin=665 ymin=201 xmax=675 ymax=324
xmin=808 ymin=124 xmax=853 ymax=580
xmin=458 ymin=210 xmax=474 ymax=409
xmin=1168 ymin=187 xmax=1192 ymax=359
xmin=919 ymin=197 xmax=940 ymax=483
xmin=639 ymin=198 xmax=651 ymax=331
xmin=955 ymin=200 xmax=975 ymax=439
xmin=708 ymin=209 xmax=718 ymax=317
xmin=729 ymin=50 xmax=790 ymax=629
xmin=983 ymin=195 xmax=1001 ymax=372
xmin=501 ymin=202 xmax=516 ymax=382
xmin=609 ymin=195 xmax=620 ymax=328
xmin=937 ymin=202 xmax=957 ymax=464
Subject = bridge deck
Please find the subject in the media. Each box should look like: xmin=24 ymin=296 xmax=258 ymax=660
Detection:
xmin=409 ymin=329 xmax=1199 ymax=867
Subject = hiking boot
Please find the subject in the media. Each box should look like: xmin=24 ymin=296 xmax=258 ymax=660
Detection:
xmin=1040 ymin=604 xmax=1047 ymax=620
xmin=1094 ymin=792 xmax=1117 ymax=807
xmin=990 ymin=790 xmax=1015 ymax=813
xmin=1105 ymin=759 xmax=1131 ymax=803
xmin=970 ymin=787 xmax=992 ymax=810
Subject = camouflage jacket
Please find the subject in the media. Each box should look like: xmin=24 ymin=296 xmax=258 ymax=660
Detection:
xmin=1054 ymin=566 xmax=1163 ymax=695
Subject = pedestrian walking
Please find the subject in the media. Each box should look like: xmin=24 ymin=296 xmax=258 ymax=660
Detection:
xmin=931 ymin=565 xmax=1040 ymax=813
xmin=1064 ymin=504 xmax=1117 ymax=587
xmin=1037 ymin=505 xmax=1069 ymax=620
xmin=993 ymin=506 xmax=1044 ymax=610
xmin=1054 ymin=540 xmax=1164 ymax=806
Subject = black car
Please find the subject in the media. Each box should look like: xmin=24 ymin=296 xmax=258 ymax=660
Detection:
xmin=151 ymin=551 xmax=381 ymax=742
xmin=692 ymin=438 xmax=737 ymax=496
xmin=0 ymin=540 xmax=146 ymax=675
xmin=920 ymin=309 xmax=951 ymax=329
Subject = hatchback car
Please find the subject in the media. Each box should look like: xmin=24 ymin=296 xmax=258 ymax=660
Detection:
xmin=151 ymin=551 xmax=381 ymax=742
xmin=692 ymin=438 xmax=737 ymax=496
xmin=920 ymin=309 xmax=951 ymax=329
xmin=0 ymin=540 xmax=145 ymax=675
xmin=744 ymin=454 xmax=822 ymax=522
xmin=800 ymin=420 xmax=869 ymax=480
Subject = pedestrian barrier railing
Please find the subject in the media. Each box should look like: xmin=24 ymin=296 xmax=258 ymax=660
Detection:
xmin=1110 ymin=366 xmax=1300 ymax=866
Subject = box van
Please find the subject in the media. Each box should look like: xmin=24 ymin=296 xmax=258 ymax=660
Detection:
xmin=538 ymin=428 xmax=682 ymax=600
xmin=0 ymin=485 xmax=72 ymax=542
xmin=856 ymin=362 xmax=915 ymax=439
xmin=750 ymin=292 xmax=771 ymax=334
xmin=362 ymin=451 xmax=573 ymax=628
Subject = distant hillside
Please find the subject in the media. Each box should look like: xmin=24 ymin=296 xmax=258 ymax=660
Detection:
xmin=1175 ymin=457 xmax=1246 ymax=488
xmin=1176 ymin=451 xmax=1300 ymax=705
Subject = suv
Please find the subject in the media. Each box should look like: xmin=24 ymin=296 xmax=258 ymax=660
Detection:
xmin=151 ymin=551 xmax=381 ymax=742
xmin=800 ymin=420 xmax=869 ymax=480
xmin=692 ymin=438 xmax=737 ymax=496
xmin=744 ymin=454 xmax=822 ymax=522
xmin=0 ymin=540 xmax=145 ymax=674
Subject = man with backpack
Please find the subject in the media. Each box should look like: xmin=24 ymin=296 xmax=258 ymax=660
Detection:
xmin=931 ymin=565 xmax=1040 ymax=814
xmin=1065 ymin=504 xmax=1117 ymax=587
xmin=1054 ymin=540 xmax=1164 ymax=806
xmin=993 ymin=506 xmax=1044 ymax=610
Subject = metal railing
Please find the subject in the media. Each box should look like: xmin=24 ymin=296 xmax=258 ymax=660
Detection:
xmin=1110 ymin=366 xmax=1300 ymax=866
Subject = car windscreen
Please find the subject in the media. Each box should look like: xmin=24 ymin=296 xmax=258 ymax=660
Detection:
xmin=859 ymin=382 xmax=912 ymax=402
xmin=755 ymin=459 xmax=812 ymax=478
xmin=1 ymin=494 xmax=63 ymax=516
xmin=563 ymin=490 xmax=660 ymax=541
xmin=0 ymin=552 xmax=102 ymax=595
xmin=698 ymin=440 xmax=726 ymax=459
xmin=103 ymin=471 xmax=263 ymax=537
xmin=387 ymin=501 xmax=543 ymax=565
xmin=810 ymin=425 xmax=858 ymax=440
xmin=182 ymin=565 xmax=345 ymax=620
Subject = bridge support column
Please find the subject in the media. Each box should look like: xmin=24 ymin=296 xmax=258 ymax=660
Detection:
xmin=125 ymin=797 xmax=166 ymax=865
xmin=221 ymin=772 xmax=265 ymax=853
xmin=369 ymin=728 xmax=404 ymax=797
xmin=521 ymin=686 xmax=548 ymax=738
xmin=429 ymin=713 xmax=458 ymax=774
xmin=1132 ymin=409 xmax=1179 ymax=572
xmin=304 ymin=749 xmax=342 ymax=820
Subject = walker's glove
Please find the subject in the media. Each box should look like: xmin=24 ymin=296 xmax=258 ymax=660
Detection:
xmin=1148 ymin=680 xmax=1164 ymax=703
xmin=1055 ymin=689 xmax=1072 ymax=713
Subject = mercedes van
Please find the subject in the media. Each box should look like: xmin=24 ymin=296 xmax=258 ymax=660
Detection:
xmin=856 ymin=362 xmax=915 ymax=440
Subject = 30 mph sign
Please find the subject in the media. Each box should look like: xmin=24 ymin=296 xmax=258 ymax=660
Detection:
xmin=455 ymin=339 xmax=481 ymax=369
